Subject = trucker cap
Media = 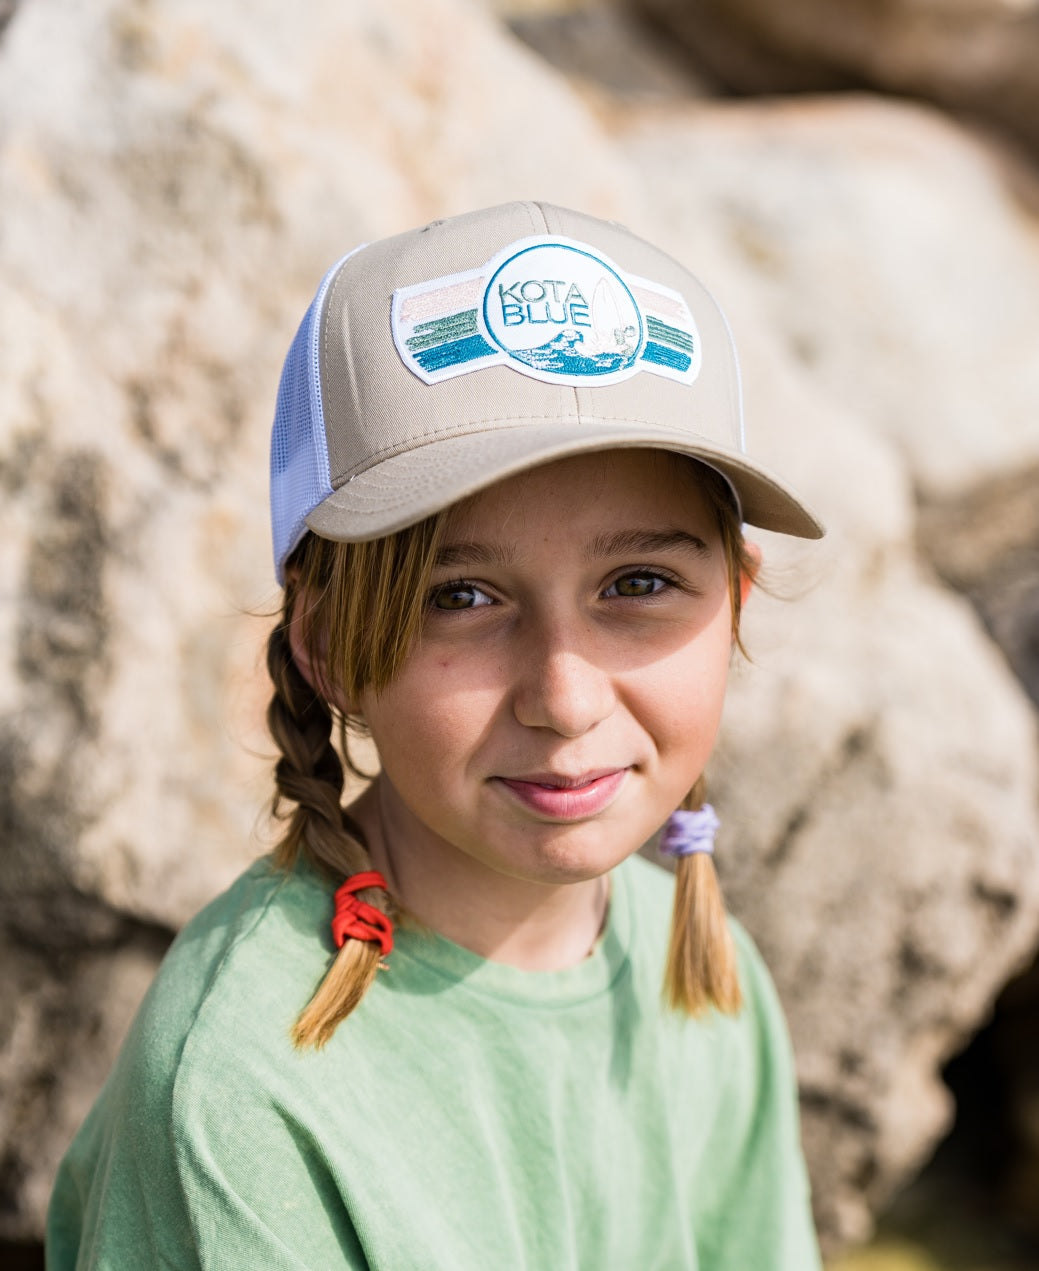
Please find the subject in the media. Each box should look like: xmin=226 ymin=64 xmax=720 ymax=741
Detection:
xmin=270 ymin=200 xmax=823 ymax=582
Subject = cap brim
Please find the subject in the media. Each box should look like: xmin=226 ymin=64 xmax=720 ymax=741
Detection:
xmin=306 ymin=421 xmax=824 ymax=542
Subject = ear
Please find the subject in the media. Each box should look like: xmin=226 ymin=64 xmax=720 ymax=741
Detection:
xmin=739 ymin=540 xmax=762 ymax=608
xmin=286 ymin=581 xmax=358 ymax=716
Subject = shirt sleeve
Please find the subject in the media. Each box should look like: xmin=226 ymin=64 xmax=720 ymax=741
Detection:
xmin=691 ymin=920 xmax=824 ymax=1271
xmin=46 ymin=1028 xmax=371 ymax=1271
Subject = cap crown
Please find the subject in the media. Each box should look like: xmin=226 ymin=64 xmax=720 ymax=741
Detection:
xmin=270 ymin=201 xmax=821 ymax=581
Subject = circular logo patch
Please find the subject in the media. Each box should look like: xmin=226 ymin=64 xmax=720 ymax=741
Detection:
xmin=482 ymin=243 xmax=644 ymax=381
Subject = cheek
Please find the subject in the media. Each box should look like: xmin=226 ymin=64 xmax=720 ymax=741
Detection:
xmin=361 ymin=670 xmax=500 ymax=785
xmin=644 ymin=629 xmax=733 ymax=752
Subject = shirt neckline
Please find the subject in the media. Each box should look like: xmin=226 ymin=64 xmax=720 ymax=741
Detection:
xmin=386 ymin=861 xmax=635 ymax=1009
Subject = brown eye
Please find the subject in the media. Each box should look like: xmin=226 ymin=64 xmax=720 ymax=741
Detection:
xmin=429 ymin=583 xmax=491 ymax=610
xmin=608 ymin=573 xmax=666 ymax=598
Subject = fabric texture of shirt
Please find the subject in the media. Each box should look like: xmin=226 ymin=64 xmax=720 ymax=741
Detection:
xmin=47 ymin=852 xmax=822 ymax=1270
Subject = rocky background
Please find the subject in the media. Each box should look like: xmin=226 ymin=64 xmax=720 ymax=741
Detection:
xmin=1 ymin=0 xmax=1038 ymax=1265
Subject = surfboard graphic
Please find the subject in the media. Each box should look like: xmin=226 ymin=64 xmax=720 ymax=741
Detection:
xmin=580 ymin=277 xmax=633 ymax=359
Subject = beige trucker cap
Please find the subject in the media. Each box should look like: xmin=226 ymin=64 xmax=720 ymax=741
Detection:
xmin=270 ymin=200 xmax=823 ymax=582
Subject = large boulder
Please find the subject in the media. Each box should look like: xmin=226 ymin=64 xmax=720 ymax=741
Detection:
xmin=0 ymin=0 xmax=636 ymax=1238
xmin=631 ymin=0 xmax=1039 ymax=155
xmin=0 ymin=0 xmax=633 ymax=937
xmin=920 ymin=462 xmax=1039 ymax=708
xmin=2 ymin=0 xmax=1038 ymax=1253
xmin=617 ymin=94 xmax=1039 ymax=500
xmin=620 ymin=92 xmax=1039 ymax=1241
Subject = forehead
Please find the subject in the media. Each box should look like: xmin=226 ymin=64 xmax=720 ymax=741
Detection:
xmin=442 ymin=449 xmax=718 ymax=542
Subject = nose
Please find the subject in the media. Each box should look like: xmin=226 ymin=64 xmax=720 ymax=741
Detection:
xmin=511 ymin=625 xmax=617 ymax=738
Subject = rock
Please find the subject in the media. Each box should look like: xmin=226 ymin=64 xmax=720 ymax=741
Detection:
xmin=619 ymin=94 xmax=1039 ymax=1244
xmin=714 ymin=549 xmax=1039 ymax=1243
xmin=0 ymin=0 xmax=20 ymax=40
xmin=0 ymin=0 xmax=644 ymax=1241
xmin=0 ymin=0 xmax=635 ymax=936
xmin=0 ymin=927 xmax=170 ymax=1239
xmin=630 ymin=0 xmax=1039 ymax=156
xmin=615 ymin=94 xmax=1039 ymax=502
xmin=502 ymin=2 xmax=714 ymax=102
xmin=988 ymin=954 xmax=1039 ymax=1239
xmin=3 ymin=0 xmax=1039 ymax=1254
xmin=919 ymin=462 xmax=1039 ymax=1233
xmin=919 ymin=463 xmax=1039 ymax=709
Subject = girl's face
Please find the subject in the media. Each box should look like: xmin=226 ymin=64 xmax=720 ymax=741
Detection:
xmin=356 ymin=449 xmax=741 ymax=897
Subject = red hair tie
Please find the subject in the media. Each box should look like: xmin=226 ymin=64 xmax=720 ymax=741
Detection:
xmin=331 ymin=871 xmax=393 ymax=957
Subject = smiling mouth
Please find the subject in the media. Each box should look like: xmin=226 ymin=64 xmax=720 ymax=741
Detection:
xmin=517 ymin=770 xmax=620 ymax=789
xmin=495 ymin=769 xmax=629 ymax=820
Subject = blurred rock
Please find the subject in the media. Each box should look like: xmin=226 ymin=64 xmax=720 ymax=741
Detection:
xmin=0 ymin=0 xmax=643 ymax=1242
xmin=919 ymin=464 xmax=1039 ymax=708
xmin=630 ymin=0 xmax=1039 ymax=156
xmin=0 ymin=0 xmax=633 ymax=935
xmin=0 ymin=1 xmax=19 ymax=39
xmin=0 ymin=927 xmax=170 ymax=1237
xmin=620 ymin=93 xmax=1039 ymax=1244
xmin=996 ymin=956 xmax=1039 ymax=1239
xmin=616 ymin=95 xmax=1039 ymax=502
xmin=503 ymin=1 xmax=714 ymax=101
xmin=2 ymin=0 xmax=1039 ymax=1254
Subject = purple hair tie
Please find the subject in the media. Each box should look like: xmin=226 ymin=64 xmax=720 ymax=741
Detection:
xmin=659 ymin=805 xmax=720 ymax=858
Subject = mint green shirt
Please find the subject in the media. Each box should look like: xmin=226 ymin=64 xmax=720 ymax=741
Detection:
xmin=47 ymin=853 xmax=821 ymax=1269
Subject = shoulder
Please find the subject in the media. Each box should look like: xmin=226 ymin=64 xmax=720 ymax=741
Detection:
xmin=122 ymin=857 xmax=336 ymax=1107
xmin=69 ymin=856 xmax=335 ymax=1162
xmin=47 ymin=859 xmax=375 ymax=1268
xmin=47 ymin=859 xmax=341 ymax=1262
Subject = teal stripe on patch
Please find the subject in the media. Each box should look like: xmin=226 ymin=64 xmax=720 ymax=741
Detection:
xmin=413 ymin=333 xmax=496 ymax=374
xmin=406 ymin=309 xmax=479 ymax=353
xmin=641 ymin=341 xmax=692 ymax=373
xmin=646 ymin=316 xmax=694 ymax=354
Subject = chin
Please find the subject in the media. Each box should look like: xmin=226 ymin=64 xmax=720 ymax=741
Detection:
xmin=508 ymin=825 xmax=638 ymax=885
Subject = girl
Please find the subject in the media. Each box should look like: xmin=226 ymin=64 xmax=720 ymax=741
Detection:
xmin=48 ymin=201 xmax=825 ymax=1269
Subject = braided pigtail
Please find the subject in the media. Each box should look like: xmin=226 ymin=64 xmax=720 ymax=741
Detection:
xmin=266 ymin=615 xmax=391 ymax=1049
xmin=661 ymin=776 xmax=742 ymax=1016
xmin=657 ymin=459 xmax=759 ymax=1015
xmin=265 ymin=519 xmax=444 ymax=1048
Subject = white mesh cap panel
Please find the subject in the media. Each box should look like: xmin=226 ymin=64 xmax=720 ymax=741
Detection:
xmin=269 ymin=251 xmax=362 ymax=584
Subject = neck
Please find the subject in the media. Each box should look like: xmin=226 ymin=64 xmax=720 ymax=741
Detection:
xmin=349 ymin=781 xmax=610 ymax=972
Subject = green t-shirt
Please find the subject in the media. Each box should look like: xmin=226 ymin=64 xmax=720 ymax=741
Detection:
xmin=47 ymin=853 xmax=821 ymax=1270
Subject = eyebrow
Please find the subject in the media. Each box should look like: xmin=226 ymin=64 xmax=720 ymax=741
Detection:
xmin=434 ymin=528 xmax=711 ymax=570
xmin=586 ymin=529 xmax=712 ymax=561
xmin=434 ymin=541 xmax=516 ymax=569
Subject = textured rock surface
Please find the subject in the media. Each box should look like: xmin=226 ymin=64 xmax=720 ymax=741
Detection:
xmin=0 ymin=0 xmax=19 ymax=38
xmin=0 ymin=0 xmax=635 ymax=1239
xmin=0 ymin=0 xmax=633 ymax=936
xmin=2 ymin=0 xmax=1039 ymax=1253
xmin=631 ymin=0 xmax=1039 ymax=155
xmin=616 ymin=95 xmax=1039 ymax=501
xmin=504 ymin=2 xmax=713 ymax=101
xmin=919 ymin=463 xmax=1039 ymax=709
xmin=0 ymin=927 xmax=170 ymax=1235
xmin=620 ymin=94 xmax=1039 ymax=1239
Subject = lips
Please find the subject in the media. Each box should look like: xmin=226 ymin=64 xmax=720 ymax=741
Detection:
xmin=495 ymin=769 xmax=629 ymax=820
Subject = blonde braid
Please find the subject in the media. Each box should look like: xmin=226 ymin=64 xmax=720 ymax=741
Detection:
xmin=266 ymin=618 xmax=392 ymax=1048
xmin=662 ymin=775 xmax=743 ymax=1016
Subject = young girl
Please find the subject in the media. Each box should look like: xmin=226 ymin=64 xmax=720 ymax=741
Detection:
xmin=47 ymin=201 xmax=825 ymax=1269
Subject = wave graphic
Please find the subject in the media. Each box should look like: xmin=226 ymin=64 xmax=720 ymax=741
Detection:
xmin=508 ymin=329 xmax=637 ymax=376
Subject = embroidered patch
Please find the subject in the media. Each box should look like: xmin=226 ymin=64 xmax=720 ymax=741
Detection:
xmin=391 ymin=236 xmax=702 ymax=389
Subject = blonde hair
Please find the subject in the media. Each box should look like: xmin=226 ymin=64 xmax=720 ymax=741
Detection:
xmin=662 ymin=468 xmax=752 ymax=1018
xmin=267 ymin=460 xmax=753 ymax=1047
xmin=266 ymin=515 xmax=447 ymax=1047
